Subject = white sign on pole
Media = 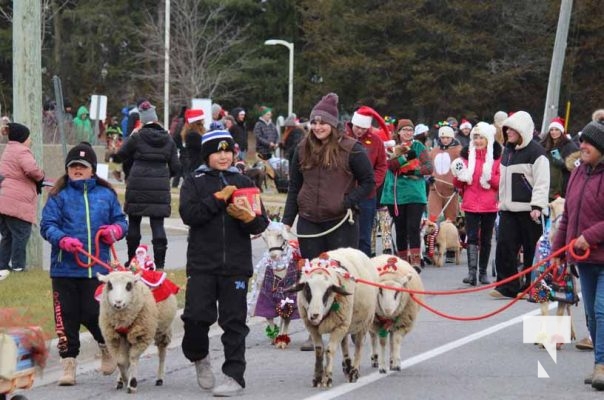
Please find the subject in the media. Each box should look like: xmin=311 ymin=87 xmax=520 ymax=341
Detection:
xmin=191 ymin=98 xmax=212 ymax=131
xmin=89 ymin=95 xmax=107 ymax=121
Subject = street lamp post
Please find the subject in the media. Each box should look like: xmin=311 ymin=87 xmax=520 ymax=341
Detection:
xmin=264 ymin=39 xmax=294 ymax=117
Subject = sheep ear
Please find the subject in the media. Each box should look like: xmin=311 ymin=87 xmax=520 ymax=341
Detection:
xmin=401 ymin=274 xmax=413 ymax=286
xmin=332 ymin=285 xmax=352 ymax=296
xmin=132 ymin=272 xmax=142 ymax=282
xmin=281 ymin=229 xmax=296 ymax=241
xmin=97 ymin=273 xmax=109 ymax=282
xmin=285 ymin=282 xmax=305 ymax=293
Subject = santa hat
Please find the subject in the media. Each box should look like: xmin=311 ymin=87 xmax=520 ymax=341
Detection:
xmin=185 ymin=109 xmax=205 ymax=124
xmin=351 ymin=106 xmax=389 ymax=139
xmin=466 ymin=122 xmax=496 ymax=189
xmin=459 ymin=119 xmax=472 ymax=131
xmin=548 ymin=117 xmax=565 ymax=133
xmin=136 ymin=245 xmax=148 ymax=255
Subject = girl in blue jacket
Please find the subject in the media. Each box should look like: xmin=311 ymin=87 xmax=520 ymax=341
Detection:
xmin=40 ymin=142 xmax=128 ymax=386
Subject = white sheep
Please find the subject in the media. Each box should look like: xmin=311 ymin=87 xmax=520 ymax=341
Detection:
xmin=97 ymin=271 xmax=177 ymax=393
xmin=369 ymin=254 xmax=423 ymax=373
xmin=289 ymin=247 xmax=378 ymax=387
xmin=249 ymin=221 xmax=300 ymax=348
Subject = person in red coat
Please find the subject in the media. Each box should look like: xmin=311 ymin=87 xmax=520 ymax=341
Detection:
xmin=346 ymin=106 xmax=388 ymax=256
xmin=452 ymin=122 xmax=501 ymax=285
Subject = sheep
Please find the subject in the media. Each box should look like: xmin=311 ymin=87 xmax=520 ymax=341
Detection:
xmin=249 ymin=221 xmax=300 ymax=348
xmin=368 ymin=254 xmax=423 ymax=373
xmin=288 ymin=247 xmax=378 ymax=387
xmin=97 ymin=271 xmax=177 ymax=393
xmin=422 ymin=219 xmax=461 ymax=267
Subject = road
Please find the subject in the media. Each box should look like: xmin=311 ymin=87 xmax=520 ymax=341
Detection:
xmin=25 ymin=219 xmax=599 ymax=400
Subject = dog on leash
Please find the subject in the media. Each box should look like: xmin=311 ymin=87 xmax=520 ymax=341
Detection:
xmin=422 ymin=219 xmax=461 ymax=267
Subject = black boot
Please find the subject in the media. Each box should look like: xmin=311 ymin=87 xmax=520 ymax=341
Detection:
xmin=152 ymin=238 xmax=168 ymax=270
xmin=125 ymin=238 xmax=140 ymax=268
xmin=462 ymin=244 xmax=478 ymax=286
xmin=478 ymin=242 xmax=491 ymax=284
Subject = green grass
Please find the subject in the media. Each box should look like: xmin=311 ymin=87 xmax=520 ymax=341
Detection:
xmin=0 ymin=268 xmax=188 ymax=337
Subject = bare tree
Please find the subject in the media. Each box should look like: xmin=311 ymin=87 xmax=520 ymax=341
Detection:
xmin=135 ymin=0 xmax=251 ymax=108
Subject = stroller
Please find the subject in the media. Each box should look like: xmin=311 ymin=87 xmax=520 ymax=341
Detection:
xmin=268 ymin=157 xmax=289 ymax=193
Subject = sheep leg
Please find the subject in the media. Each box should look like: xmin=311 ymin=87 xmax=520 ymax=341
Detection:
xmin=455 ymin=248 xmax=460 ymax=265
xmin=310 ymin=330 xmax=325 ymax=387
xmin=390 ymin=330 xmax=403 ymax=371
xmin=276 ymin=318 xmax=290 ymax=349
xmin=378 ymin=333 xmax=388 ymax=373
xmin=369 ymin=331 xmax=379 ymax=368
xmin=322 ymin=326 xmax=347 ymax=387
xmin=340 ymin=335 xmax=352 ymax=377
xmin=126 ymin=352 xmax=143 ymax=393
xmin=349 ymin=331 xmax=365 ymax=382
xmin=155 ymin=332 xmax=172 ymax=386
xmin=115 ymin=338 xmax=130 ymax=390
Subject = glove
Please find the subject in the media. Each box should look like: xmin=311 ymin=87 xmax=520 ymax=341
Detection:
xmin=406 ymin=150 xmax=417 ymax=160
xmin=450 ymin=158 xmax=466 ymax=178
xmin=456 ymin=167 xmax=472 ymax=183
xmin=226 ymin=203 xmax=255 ymax=223
xmin=398 ymin=159 xmax=420 ymax=175
xmin=99 ymin=224 xmax=123 ymax=245
xmin=479 ymin=176 xmax=491 ymax=189
xmin=214 ymin=185 xmax=238 ymax=202
xmin=36 ymin=178 xmax=44 ymax=195
xmin=427 ymin=176 xmax=435 ymax=185
xmin=59 ymin=237 xmax=83 ymax=252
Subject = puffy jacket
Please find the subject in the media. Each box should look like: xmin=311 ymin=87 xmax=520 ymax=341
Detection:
xmin=0 ymin=141 xmax=44 ymax=223
xmin=253 ymin=118 xmax=278 ymax=156
xmin=179 ymin=165 xmax=269 ymax=276
xmin=116 ymin=122 xmax=180 ymax=217
xmin=552 ymin=162 xmax=604 ymax=264
xmin=41 ymin=178 xmax=128 ymax=279
xmin=453 ymin=144 xmax=502 ymax=213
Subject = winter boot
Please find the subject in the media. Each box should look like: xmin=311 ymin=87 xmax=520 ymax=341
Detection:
xmin=409 ymin=248 xmax=422 ymax=274
xmin=478 ymin=241 xmax=491 ymax=284
xmin=195 ymin=355 xmax=215 ymax=390
xmin=212 ymin=375 xmax=244 ymax=397
xmin=592 ymin=364 xmax=604 ymax=390
xmin=462 ymin=244 xmax=478 ymax=286
xmin=99 ymin=343 xmax=117 ymax=375
xmin=125 ymin=238 xmax=140 ymax=268
xmin=152 ymin=238 xmax=168 ymax=270
xmin=58 ymin=357 xmax=77 ymax=386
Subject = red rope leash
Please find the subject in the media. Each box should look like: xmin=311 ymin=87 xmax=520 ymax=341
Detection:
xmin=344 ymin=239 xmax=589 ymax=321
xmin=73 ymin=230 xmax=125 ymax=272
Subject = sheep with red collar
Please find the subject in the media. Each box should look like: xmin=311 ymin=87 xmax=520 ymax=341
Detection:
xmin=97 ymin=271 xmax=177 ymax=393
xmin=289 ymin=247 xmax=378 ymax=387
xmin=369 ymin=254 xmax=423 ymax=373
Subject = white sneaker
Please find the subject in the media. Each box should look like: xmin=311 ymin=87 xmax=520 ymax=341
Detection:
xmin=212 ymin=376 xmax=243 ymax=397
xmin=195 ymin=356 xmax=215 ymax=390
xmin=0 ymin=270 xmax=9 ymax=280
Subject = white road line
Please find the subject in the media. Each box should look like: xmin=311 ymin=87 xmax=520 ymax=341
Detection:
xmin=302 ymin=305 xmax=549 ymax=400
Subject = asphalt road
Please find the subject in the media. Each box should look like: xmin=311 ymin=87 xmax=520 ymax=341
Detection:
xmin=24 ymin=220 xmax=599 ymax=400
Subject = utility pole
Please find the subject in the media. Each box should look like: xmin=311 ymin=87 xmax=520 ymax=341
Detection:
xmin=540 ymin=0 xmax=573 ymax=138
xmin=13 ymin=0 xmax=44 ymax=268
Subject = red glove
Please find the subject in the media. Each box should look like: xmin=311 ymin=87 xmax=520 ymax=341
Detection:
xmin=59 ymin=237 xmax=84 ymax=252
xmin=99 ymin=224 xmax=123 ymax=245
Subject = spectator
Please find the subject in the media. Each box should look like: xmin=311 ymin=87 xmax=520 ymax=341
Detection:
xmin=540 ymin=117 xmax=580 ymax=200
xmin=493 ymin=110 xmax=508 ymax=145
xmin=253 ymin=106 xmax=279 ymax=160
xmin=230 ymin=108 xmax=248 ymax=161
xmin=73 ymin=106 xmax=94 ymax=144
xmin=456 ymin=119 xmax=473 ymax=148
xmin=452 ymin=122 xmax=502 ymax=285
xmin=490 ymin=111 xmax=550 ymax=299
xmin=0 ymin=123 xmax=45 ymax=277
xmin=280 ymin=114 xmax=306 ymax=163
xmin=551 ymin=119 xmax=604 ymax=390
xmin=181 ymin=109 xmax=206 ymax=175
xmin=169 ymin=106 xmax=187 ymax=188
xmin=381 ymin=118 xmax=433 ymax=272
xmin=115 ymin=100 xmax=180 ymax=270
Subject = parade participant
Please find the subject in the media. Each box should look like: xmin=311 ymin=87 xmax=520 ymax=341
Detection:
xmin=180 ymin=130 xmax=269 ymax=397
xmin=40 ymin=142 xmax=127 ymax=385
xmin=427 ymin=125 xmax=461 ymax=222
xmin=540 ymin=116 xmax=579 ymax=200
xmin=452 ymin=122 xmax=501 ymax=285
xmin=381 ymin=118 xmax=433 ymax=272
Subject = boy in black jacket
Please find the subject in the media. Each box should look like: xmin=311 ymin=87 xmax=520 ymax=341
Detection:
xmin=179 ymin=130 xmax=269 ymax=397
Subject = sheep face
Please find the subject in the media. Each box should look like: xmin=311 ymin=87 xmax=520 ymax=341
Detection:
xmin=293 ymin=272 xmax=350 ymax=326
xmin=262 ymin=222 xmax=296 ymax=260
xmin=98 ymin=271 xmax=142 ymax=311
xmin=377 ymin=275 xmax=412 ymax=318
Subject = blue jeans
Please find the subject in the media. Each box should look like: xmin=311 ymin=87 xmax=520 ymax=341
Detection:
xmin=578 ymin=263 xmax=604 ymax=365
xmin=358 ymin=197 xmax=377 ymax=257
xmin=0 ymin=214 xmax=32 ymax=270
